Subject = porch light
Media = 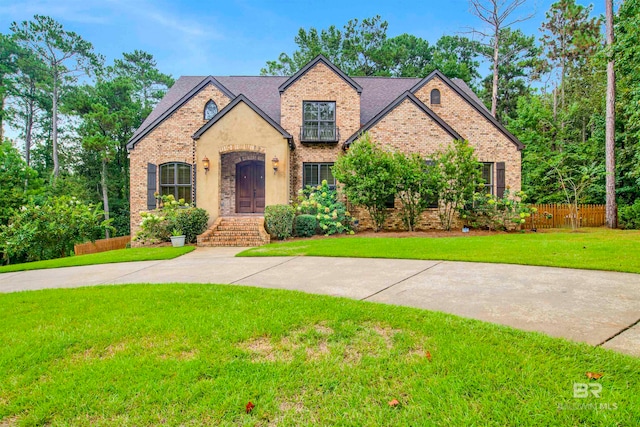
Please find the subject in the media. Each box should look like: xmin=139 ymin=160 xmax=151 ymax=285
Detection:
xmin=202 ymin=156 xmax=210 ymax=173
xmin=272 ymin=155 xmax=279 ymax=173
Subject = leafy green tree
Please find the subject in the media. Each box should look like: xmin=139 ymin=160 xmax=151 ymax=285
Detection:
xmin=332 ymin=134 xmax=398 ymax=231
xmin=429 ymin=36 xmax=483 ymax=84
xmin=377 ymin=34 xmax=433 ymax=77
xmin=110 ymin=50 xmax=173 ymax=118
xmin=394 ymin=152 xmax=436 ymax=231
xmin=0 ymin=139 xmax=41 ymax=225
xmin=262 ymin=16 xmax=390 ymax=76
xmin=10 ymin=15 xmax=103 ymax=178
xmin=431 ymin=140 xmax=483 ymax=231
xmin=615 ymin=0 xmax=640 ymax=205
xmin=66 ymin=76 xmax=139 ymax=238
xmin=0 ymin=195 xmax=110 ymax=264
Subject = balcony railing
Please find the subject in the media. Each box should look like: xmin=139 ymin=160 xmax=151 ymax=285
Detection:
xmin=300 ymin=125 xmax=340 ymax=143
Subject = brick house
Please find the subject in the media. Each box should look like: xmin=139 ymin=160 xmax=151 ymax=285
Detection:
xmin=127 ymin=55 xmax=523 ymax=245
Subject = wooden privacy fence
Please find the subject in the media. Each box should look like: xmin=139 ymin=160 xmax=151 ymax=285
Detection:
xmin=523 ymin=204 xmax=605 ymax=229
xmin=74 ymin=235 xmax=131 ymax=255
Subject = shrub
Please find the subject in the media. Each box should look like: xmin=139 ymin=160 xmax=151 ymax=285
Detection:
xmin=0 ymin=196 xmax=111 ymax=264
xmin=294 ymin=180 xmax=354 ymax=235
xmin=135 ymin=195 xmax=192 ymax=244
xmin=265 ymin=204 xmax=295 ymax=240
xmin=394 ymin=152 xmax=437 ymax=231
xmin=174 ymin=207 xmax=209 ymax=243
xmin=461 ymin=189 xmax=532 ymax=231
xmin=294 ymin=214 xmax=317 ymax=237
xmin=619 ymin=200 xmax=640 ymax=229
xmin=332 ymin=134 xmax=398 ymax=231
xmin=431 ymin=140 xmax=483 ymax=231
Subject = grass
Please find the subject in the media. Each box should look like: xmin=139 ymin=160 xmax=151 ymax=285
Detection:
xmin=0 ymin=246 xmax=195 ymax=274
xmin=0 ymin=284 xmax=637 ymax=426
xmin=239 ymin=228 xmax=640 ymax=274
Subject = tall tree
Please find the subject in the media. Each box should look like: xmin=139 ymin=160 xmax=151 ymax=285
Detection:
xmin=540 ymin=0 xmax=602 ymax=107
xmin=480 ymin=28 xmax=542 ymax=121
xmin=468 ymin=0 xmax=534 ymax=117
xmin=430 ymin=36 xmax=482 ymax=84
xmin=261 ymin=16 xmax=389 ymax=76
xmin=110 ymin=50 xmax=173 ymax=119
xmin=605 ymin=0 xmax=616 ymax=228
xmin=9 ymin=46 xmax=50 ymax=167
xmin=66 ymin=76 xmax=138 ymax=238
xmin=10 ymin=15 xmax=102 ymax=178
xmin=0 ymin=34 xmax=21 ymax=141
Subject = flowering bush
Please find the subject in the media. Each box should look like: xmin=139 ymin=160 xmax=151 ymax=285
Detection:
xmin=460 ymin=189 xmax=533 ymax=231
xmin=294 ymin=180 xmax=354 ymax=236
xmin=135 ymin=195 xmax=207 ymax=244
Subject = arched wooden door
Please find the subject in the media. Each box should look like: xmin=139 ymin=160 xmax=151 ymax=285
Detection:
xmin=236 ymin=160 xmax=265 ymax=213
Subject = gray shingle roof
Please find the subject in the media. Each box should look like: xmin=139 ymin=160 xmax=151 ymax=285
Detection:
xmin=129 ymin=72 xmax=499 ymax=148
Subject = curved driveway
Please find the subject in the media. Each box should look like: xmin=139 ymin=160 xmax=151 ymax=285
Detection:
xmin=1 ymin=247 xmax=638 ymax=357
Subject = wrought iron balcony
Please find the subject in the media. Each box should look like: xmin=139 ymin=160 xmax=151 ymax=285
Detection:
xmin=299 ymin=125 xmax=340 ymax=143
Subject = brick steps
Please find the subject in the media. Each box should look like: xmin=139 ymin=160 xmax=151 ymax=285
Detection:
xmin=197 ymin=217 xmax=270 ymax=247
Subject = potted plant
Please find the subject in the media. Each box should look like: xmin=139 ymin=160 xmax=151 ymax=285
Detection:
xmin=170 ymin=228 xmax=185 ymax=247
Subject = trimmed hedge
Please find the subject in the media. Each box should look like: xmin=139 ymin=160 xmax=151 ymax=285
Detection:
xmin=265 ymin=205 xmax=295 ymax=240
xmin=294 ymin=214 xmax=317 ymax=237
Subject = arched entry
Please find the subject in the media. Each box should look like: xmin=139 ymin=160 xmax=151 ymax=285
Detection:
xmin=236 ymin=160 xmax=265 ymax=213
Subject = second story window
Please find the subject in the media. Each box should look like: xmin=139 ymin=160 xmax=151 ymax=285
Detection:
xmin=204 ymin=100 xmax=218 ymax=120
xmin=302 ymin=101 xmax=338 ymax=142
xmin=430 ymin=89 xmax=441 ymax=105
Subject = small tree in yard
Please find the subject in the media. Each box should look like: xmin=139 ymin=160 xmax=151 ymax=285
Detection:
xmin=332 ymin=134 xmax=397 ymax=231
xmin=432 ymin=140 xmax=483 ymax=231
xmin=394 ymin=152 xmax=437 ymax=231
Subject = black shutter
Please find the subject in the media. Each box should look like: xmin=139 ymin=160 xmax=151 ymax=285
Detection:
xmin=147 ymin=163 xmax=157 ymax=210
xmin=496 ymin=162 xmax=506 ymax=198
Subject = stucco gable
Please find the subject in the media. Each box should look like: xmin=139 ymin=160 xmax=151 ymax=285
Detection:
xmin=278 ymin=54 xmax=362 ymax=94
xmin=127 ymin=76 xmax=235 ymax=151
xmin=344 ymin=91 xmax=462 ymax=147
xmin=193 ymin=94 xmax=294 ymax=149
xmin=410 ymin=71 xmax=524 ymax=150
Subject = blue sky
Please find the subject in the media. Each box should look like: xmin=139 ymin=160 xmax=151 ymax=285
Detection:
xmin=0 ymin=0 xmax=604 ymax=78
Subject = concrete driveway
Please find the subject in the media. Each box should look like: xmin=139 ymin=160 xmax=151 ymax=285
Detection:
xmin=1 ymin=247 xmax=638 ymax=357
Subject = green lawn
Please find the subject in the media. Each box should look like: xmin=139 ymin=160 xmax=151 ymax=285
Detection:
xmin=0 ymin=284 xmax=637 ymax=426
xmin=239 ymin=228 xmax=640 ymax=274
xmin=0 ymin=246 xmax=195 ymax=274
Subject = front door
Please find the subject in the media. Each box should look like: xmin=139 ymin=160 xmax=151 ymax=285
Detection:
xmin=236 ymin=160 xmax=265 ymax=213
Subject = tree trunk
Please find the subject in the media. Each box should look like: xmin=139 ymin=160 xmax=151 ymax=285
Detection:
xmin=491 ymin=31 xmax=500 ymax=117
xmin=52 ymin=73 xmax=59 ymax=178
xmin=101 ymin=158 xmax=111 ymax=239
xmin=25 ymin=81 xmax=35 ymax=167
xmin=605 ymin=0 xmax=617 ymax=228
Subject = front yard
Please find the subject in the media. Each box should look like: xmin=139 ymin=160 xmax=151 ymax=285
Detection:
xmin=240 ymin=228 xmax=640 ymax=274
xmin=1 ymin=284 xmax=638 ymax=425
xmin=0 ymin=246 xmax=194 ymax=274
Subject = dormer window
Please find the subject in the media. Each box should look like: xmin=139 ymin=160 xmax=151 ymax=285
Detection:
xmin=430 ymin=89 xmax=441 ymax=105
xmin=204 ymin=100 xmax=218 ymax=120
xmin=301 ymin=101 xmax=338 ymax=142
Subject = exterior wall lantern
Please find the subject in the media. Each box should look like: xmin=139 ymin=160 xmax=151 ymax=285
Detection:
xmin=202 ymin=156 xmax=210 ymax=174
xmin=272 ymin=155 xmax=279 ymax=173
